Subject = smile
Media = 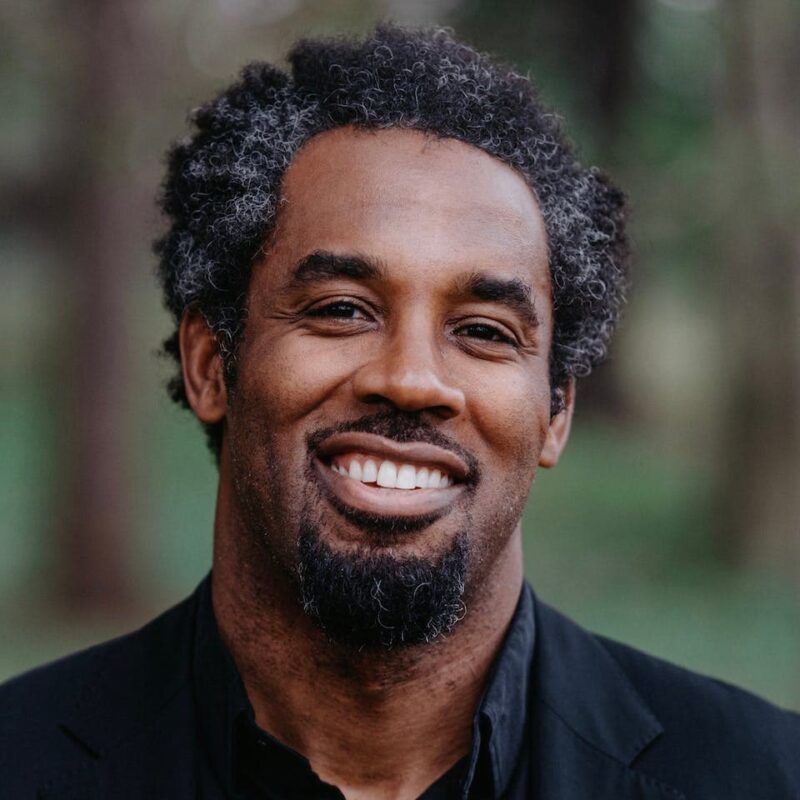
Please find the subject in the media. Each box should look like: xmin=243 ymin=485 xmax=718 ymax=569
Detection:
xmin=314 ymin=432 xmax=469 ymax=518
xmin=330 ymin=454 xmax=455 ymax=489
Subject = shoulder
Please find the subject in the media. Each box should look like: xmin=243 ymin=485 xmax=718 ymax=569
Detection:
xmin=598 ymin=633 xmax=800 ymax=794
xmin=532 ymin=597 xmax=800 ymax=798
xmin=0 ymin=586 xmax=200 ymax=790
xmin=0 ymin=588 xmax=197 ymax=720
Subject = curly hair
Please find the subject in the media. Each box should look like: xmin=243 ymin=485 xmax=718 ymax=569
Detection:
xmin=155 ymin=24 xmax=628 ymax=460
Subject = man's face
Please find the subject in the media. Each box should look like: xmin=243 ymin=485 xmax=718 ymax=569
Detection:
xmin=215 ymin=127 xmax=569 ymax=646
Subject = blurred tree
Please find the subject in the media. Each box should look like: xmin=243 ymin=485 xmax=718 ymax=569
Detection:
xmin=715 ymin=0 xmax=800 ymax=572
xmin=52 ymin=0 xmax=145 ymax=609
xmin=453 ymin=0 xmax=638 ymax=151
xmin=37 ymin=0 xmax=154 ymax=610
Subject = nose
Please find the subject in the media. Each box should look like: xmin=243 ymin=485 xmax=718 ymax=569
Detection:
xmin=352 ymin=322 xmax=466 ymax=420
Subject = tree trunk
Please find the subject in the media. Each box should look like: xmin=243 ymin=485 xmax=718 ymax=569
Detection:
xmin=715 ymin=0 xmax=800 ymax=573
xmin=48 ymin=0 xmax=149 ymax=610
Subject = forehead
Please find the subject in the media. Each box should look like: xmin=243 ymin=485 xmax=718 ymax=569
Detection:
xmin=267 ymin=126 xmax=550 ymax=295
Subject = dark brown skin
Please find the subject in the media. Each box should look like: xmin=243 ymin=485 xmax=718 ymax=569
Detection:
xmin=180 ymin=127 xmax=574 ymax=800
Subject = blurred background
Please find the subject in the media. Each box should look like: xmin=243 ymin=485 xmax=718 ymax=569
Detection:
xmin=1 ymin=0 xmax=798 ymax=707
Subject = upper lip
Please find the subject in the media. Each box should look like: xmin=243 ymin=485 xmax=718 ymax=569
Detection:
xmin=316 ymin=432 xmax=470 ymax=482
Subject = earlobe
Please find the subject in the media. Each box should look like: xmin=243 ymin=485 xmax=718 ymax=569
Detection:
xmin=538 ymin=379 xmax=575 ymax=469
xmin=179 ymin=309 xmax=227 ymax=425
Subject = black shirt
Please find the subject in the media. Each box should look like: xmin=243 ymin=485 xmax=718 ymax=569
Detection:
xmin=192 ymin=578 xmax=536 ymax=799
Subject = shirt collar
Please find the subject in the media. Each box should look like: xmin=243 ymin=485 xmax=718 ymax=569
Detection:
xmin=462 ymin=581 xmax=536 ymax=798
xmin=192 ymin=574 xmax=536 ymax=799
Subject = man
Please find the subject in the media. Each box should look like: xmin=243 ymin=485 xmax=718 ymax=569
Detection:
xmin=1 ymin=24 xmax=798 ymax=800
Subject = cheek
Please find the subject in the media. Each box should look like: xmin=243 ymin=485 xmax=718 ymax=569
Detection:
xmin=225 ymin=333 xmax=361 ymax=526
xmin=467 ymin=364 xmax=551 ymax=481
xmin=232 ymin=331 xmax=365 ymax=430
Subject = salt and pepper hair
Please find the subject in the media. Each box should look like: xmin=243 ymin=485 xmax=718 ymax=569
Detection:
xmin=156 ymin=24 xmax=628 ymax=459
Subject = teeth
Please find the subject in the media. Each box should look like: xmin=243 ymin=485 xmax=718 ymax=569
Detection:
xmin=362 ymin=459 xmax=378 ymax=483
xmin=376 ymin=461 xmax=398 ymax=488
xmin=330 ymin=456 xmax=454 ymax=491
xmin=396 ymin=464 xmax=416 ymax=489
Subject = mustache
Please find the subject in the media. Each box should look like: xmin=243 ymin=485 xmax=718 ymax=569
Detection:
xmin=306 ymin=410 xmax=481 ymax=485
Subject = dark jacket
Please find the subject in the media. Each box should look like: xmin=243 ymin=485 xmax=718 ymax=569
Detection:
xmin=1 ymin=581 xmax=798 ymax=799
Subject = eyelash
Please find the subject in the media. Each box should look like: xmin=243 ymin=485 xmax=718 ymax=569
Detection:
xmin=306 ymin=301 xmax=368 ymax=320
xmin=306 ymin=301 xmax=518 ymax=347
xmin=457 ymin=323 xmax=516 ymax=346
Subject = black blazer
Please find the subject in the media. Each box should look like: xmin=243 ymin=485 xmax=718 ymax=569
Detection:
xmin=2 ymin=581 xmax=798 ymax=799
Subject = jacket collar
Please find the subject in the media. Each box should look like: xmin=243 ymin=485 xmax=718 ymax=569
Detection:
xmin=44 ymin=588 xmax=202 ymax=800
xmin=532 ymin=595 xmax=663 ymax=765
xmin=59 ymin=591 xmax=198 ymax=758
xmin=529 ymin=595 xmax=684 ymax=799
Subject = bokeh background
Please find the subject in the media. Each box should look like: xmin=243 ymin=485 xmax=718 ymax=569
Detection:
xmin=2 ymin=0 xmax=798 ymax=708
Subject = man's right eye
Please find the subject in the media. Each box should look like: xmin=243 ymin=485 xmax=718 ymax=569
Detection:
xmin=306 ymin=301 xmax=369 ymax=320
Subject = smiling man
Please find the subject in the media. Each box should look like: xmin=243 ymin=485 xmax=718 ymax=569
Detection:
xmin=2 ymin=25 xmax=798 ymax=800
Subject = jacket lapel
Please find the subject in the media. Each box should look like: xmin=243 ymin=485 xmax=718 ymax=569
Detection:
xmin=39 ymin=591 xmax=201 ymax=800
xmin=526 ymin=596 xmax=685 ymax=800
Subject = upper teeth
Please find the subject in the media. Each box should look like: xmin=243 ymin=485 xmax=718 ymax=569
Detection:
xmin=330 ymin=456 xmax=453 ymax=489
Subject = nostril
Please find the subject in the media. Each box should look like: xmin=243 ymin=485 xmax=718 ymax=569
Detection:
xmin=360 ymin=393 xmax=394 ymax=407
xmin=352 ymin=359 xmax=466 ymax=418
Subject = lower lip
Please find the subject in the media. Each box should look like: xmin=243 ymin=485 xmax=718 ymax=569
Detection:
xmin=313 ymin=459 xmax=465 ymax=518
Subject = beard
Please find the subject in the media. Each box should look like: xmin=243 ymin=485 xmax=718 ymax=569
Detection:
xmin=230 ymin=408 xmax=481 ymax=650
xmin=296 ymin=516 xmax=470 ymax=650
xmin=293 ymin=413 xmax=477 ymax=649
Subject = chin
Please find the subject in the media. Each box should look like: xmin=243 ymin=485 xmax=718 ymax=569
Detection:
xmin=295 ymin=516 xmax=471 ymax=650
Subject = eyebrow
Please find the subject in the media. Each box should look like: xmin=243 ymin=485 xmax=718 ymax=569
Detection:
xmin=285 ymin=252 xmax=540 ymax=328
xmin=286 ymin=250 xmax=385 ymax=287
xmin=456 ymin=271 xmax=541 ymax=329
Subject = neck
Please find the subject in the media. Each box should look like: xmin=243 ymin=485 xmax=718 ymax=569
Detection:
xmin=211 ymin=488 xmax=524 ymax=800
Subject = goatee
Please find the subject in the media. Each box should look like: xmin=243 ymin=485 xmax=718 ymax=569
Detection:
xmin=297 ymin=522 xmax=469 ymax=649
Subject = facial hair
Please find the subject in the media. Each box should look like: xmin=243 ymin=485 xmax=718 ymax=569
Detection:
xmin=231 ymin=408 xmax=479 ymax=650
xmin=295 ymin=412 xmax=478 ymax=649
xmin=297 ymin=516 xmax=469 ymax=649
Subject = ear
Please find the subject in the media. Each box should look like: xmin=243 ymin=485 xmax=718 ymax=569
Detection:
xmin=538 ymin=378 xmax=575 ymax=469
xmin=179 ymin=308 xmax=227 ymax=424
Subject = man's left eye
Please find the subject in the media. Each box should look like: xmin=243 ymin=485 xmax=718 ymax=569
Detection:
xmin=458 ymin=323 xmax=516 ymax=346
